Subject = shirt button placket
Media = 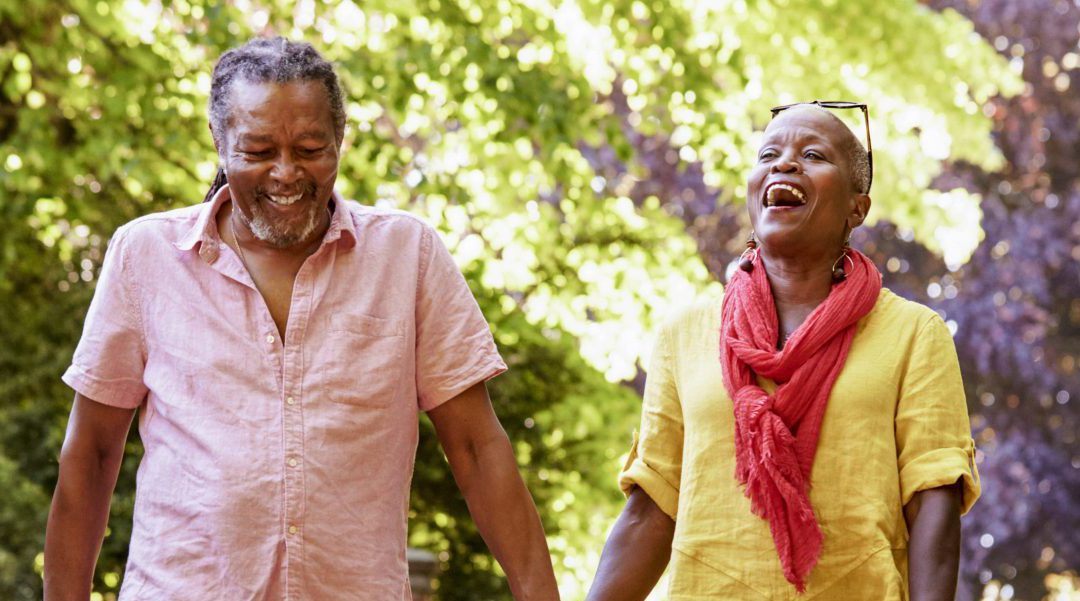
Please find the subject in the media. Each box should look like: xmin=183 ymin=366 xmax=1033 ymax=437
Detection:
xmin=282 ymin=269 xmax=316 ymax=600
xmin=281 ymin=334 xmax=305 ymax=598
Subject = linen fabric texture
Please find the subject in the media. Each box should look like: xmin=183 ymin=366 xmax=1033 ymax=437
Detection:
xmin=62 ymin=187 xmax=507 ymax=600
xmin=619 ymin=290 xmax=980 ymax=601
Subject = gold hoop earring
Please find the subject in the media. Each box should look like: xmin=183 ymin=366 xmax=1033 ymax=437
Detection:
xmin=831 ymin=244 xmax=854 ymax=283
xmin=739 ymin=231 xmax=758 ymax=272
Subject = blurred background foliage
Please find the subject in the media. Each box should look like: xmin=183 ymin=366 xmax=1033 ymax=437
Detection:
xmin=0 ymin=0 xmax=1076 ymax=599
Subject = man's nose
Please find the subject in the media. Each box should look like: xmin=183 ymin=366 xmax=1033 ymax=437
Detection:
xmin=270 ymin=152 xmax=303 ymax=183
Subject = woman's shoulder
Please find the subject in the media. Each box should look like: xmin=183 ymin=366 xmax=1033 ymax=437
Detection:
xmin=657 ymin=293 xmax=724 ymax=339
xmin=863 ymin=288 xmax=949 ymax=342
xmin=872 ymin=288 xmax=941 ymax=323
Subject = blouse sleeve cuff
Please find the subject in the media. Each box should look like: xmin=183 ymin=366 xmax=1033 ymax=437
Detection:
xmin=618 ymin=433 xmax=680 ymax=520
xmin=899 ymin=440 xmax=981 ymax=515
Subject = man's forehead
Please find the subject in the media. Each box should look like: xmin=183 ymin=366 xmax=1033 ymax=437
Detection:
xmin=229 ymin=78 xmax=327 ymax=108
xmin=234 ymin=129 xmax=330 ymax=142
xmin=223 ymin=79 xmax=335 ymax=134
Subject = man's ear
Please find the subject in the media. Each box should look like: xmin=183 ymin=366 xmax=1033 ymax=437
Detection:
xmin=848 ymin=193 xmax=871 ymax=230
xmin=209 ymin=123 xmax=225 ymax=159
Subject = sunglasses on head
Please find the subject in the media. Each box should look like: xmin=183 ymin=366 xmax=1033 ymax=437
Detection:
xmin=769 ymin=100 xmax=873 ymax=193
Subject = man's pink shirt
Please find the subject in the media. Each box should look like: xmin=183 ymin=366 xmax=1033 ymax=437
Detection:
xmin=63 ymin=187 xmax=507 ymax=599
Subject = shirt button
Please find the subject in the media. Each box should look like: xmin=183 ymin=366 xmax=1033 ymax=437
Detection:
xmin=288 ymin=458 xmax=298 ymax=467
xmin=266 ymin=334 xmax=275 ymax=344
xmin=288 ymin=525 xmax=298 ymax=535
xmin=286 ymin=396 xmax=296 ymax=405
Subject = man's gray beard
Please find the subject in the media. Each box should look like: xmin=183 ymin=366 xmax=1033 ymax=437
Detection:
xmin=245 ymin=201 xmax=324 ymax=248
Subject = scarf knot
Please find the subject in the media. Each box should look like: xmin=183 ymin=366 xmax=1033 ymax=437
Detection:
xmin=719 ymin=250 xmax=881 ymax=592
xmin=735 ymin=385 xmax=774 ymax=418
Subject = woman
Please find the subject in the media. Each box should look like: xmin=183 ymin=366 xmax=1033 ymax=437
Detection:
xmin=587 ymin=103 xmax=980 ymax=600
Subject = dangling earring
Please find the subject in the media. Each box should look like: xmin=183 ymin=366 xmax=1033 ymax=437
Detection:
xmin=831 ymin=233 xmax=854 ymax=283
xmin=739 ymin=231 xmax=758 ymax=272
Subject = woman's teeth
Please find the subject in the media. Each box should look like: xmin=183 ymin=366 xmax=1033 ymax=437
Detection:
xmin=765 ymin=183 xmax=806 ymax=206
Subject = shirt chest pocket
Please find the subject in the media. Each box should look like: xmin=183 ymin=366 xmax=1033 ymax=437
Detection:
xmin=320 ymin=314 xmax=405 ymax=408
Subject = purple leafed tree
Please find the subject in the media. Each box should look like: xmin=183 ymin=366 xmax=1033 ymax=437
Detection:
xmin=924 ymin=1 xmax=1080 ymax=598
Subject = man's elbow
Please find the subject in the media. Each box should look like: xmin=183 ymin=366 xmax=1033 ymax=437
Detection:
xmin=447 ymin=429 xmax=513 ymax=487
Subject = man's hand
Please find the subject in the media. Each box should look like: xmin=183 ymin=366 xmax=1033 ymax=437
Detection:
xmin=44 ymin=393 xmax=135 ymax=601
xmin=428 ymin=382 xmax=560 ymax=601
xmin=585 ymin=486 xmax=675 ymax=601
xmin=905 ymin=482 xmax=962 ymax=601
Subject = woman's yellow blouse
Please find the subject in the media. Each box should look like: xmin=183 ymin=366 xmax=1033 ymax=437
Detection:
xmin=619 ymin=289 xmax=980 ymax=600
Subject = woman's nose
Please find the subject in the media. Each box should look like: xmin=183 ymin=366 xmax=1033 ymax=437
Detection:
xmin=771 ymin=154 xmax=800 ymax=174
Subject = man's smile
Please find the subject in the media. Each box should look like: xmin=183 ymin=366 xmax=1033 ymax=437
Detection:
xmin=265 ymin=192 xmax=303 ymax=206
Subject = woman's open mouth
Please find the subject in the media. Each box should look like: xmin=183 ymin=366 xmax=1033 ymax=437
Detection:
xmin=763 ymin=183 xmax=808 ymax=210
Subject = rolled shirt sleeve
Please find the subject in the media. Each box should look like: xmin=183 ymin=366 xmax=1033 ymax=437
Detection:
xmin=619 ymin=321 xmax=684 ymax=520
xmin=62 ymin=226 xmax=148 ymax=408
xmin=896 ymin=313 xmax=981 ymax=514
xmin=414 ymin=225 xmax=507 ymax=411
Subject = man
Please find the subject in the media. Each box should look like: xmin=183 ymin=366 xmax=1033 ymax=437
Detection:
xmin=587 ymin=104 xmax=979 ymax=600
xmin=44 ymin=37 xmax=559 ymax=600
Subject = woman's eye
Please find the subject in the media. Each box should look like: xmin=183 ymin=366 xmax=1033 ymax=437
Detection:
xmin=805 ymin=151 xmax=824 ymax=160
xmin=759 ymin=150 xmax=777 ymax=160
xmin=242 ymin=149 xmax=272 ymax=158
xmin=299 ymin=146 xmax=326 ymax=155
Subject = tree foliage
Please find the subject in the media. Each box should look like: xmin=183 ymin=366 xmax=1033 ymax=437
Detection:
xmin=2 ymin=1 xmax=1068 ymax=600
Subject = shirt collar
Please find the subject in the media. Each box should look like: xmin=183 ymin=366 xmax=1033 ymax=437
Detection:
xmin=324 ymin=190 xmax=358 ymax=250
xmin=175 ymin=185 xmax=357 ymax=261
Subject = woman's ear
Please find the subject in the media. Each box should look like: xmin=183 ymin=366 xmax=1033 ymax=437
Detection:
xmin=849 ymin=193 xmax=871 ymax=230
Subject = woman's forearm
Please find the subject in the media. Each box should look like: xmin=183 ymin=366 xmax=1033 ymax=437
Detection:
xmin=586 ymin=487 xmax=675 ymax=601
xmin=906 ymin=483 xmax=962 ymax=601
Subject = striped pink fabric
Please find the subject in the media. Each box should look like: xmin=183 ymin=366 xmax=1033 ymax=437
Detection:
xmin=63 ymin=187 xmax=506 ymax=600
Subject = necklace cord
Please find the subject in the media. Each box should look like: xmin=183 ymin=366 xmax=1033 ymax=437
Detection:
xmin=229 ymin=208 xmax=253 ymax=273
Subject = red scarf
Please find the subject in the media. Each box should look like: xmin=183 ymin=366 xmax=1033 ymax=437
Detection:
xmin=719 ymin=250 xmax=881 ymax=591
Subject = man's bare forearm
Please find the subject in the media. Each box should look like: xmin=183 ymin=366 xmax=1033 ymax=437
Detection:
xmin=586 ymin=487 xmax=675 ymax=601
xmin=44 ymin=396 xmax=133 ymax=601
xmin=449 ymin=432 xmax=559 ymax=601
xmin=44 ymin=461 xmax=118 ymax=599
xmin=906 ymin=483 xmax=962 ymax=601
